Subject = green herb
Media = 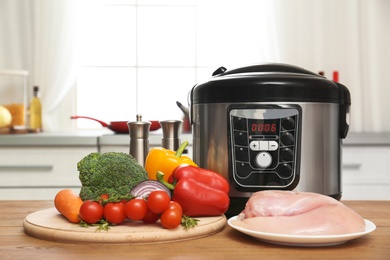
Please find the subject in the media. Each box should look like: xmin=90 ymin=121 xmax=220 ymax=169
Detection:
xmin=181 ymin=215 xmax=199 ymax=230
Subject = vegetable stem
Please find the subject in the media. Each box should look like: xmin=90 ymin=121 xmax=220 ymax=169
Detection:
xmin=174 ymin=141 xmax=188 ymax=158
xmin=157 ymin=171 xmax=175 ymax=190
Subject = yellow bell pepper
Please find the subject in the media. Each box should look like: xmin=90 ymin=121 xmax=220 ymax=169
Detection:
xmin=145 ymin=141 xmax=197 ymax=182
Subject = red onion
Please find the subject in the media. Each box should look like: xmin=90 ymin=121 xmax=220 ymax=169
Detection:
xmin=130 ymin=180 xmax=171 ymax=199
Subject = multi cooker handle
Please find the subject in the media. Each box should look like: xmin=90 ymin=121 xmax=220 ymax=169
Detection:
xmin=213 ymin=63 xmax=320 ymax=77
xmin=337 ymin=82 xmax=351 ymax=139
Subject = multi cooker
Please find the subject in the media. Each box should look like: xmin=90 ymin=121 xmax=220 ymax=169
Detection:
xmin=189 ymin=63 xmax=351 ymax=216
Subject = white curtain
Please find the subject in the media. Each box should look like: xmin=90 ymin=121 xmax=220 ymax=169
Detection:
xmin=1 ymin=0 xmax=389 ymax=132
xmin=0 ymin=0 xmax=78 ymax=131
xmin=0 ymin=1 xmax=30 ymax=70
xmin=272 ymin=0 xmax=390 ymax=132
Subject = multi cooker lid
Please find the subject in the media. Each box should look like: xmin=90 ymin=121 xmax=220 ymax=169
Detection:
xmin=191 ymin=63 xmax=351 ymax=106
xmin=190 ymin=63 xmax=351 ymax=138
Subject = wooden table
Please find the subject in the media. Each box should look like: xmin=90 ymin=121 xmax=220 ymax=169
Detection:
xmin=1 ymin=200 xmax=389 ymax=259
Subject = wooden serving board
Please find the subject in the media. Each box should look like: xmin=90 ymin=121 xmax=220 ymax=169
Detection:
xmin=23 ymin=208 xmax=227 ymax=244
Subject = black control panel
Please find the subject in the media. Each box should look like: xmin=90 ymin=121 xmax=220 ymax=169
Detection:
xmin=229 ymin=107 xmax=300 ymax=190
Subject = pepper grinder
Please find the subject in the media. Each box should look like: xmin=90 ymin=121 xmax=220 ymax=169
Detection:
xmin=127 ymin=114 xmax=151 ymax=167
xmin=159 ymin=119 xmax=183 ymax=150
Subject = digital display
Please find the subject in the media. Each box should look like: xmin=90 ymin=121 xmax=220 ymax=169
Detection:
xmin=249 ymin=119 xmax=279 ymax=135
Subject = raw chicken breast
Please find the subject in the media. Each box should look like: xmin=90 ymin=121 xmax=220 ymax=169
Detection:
xmin=233 ymin=190 xmax=366 ymax=235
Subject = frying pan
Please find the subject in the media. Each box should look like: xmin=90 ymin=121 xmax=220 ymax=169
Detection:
xmin=70 ymin=116 xmax=161 ymax=134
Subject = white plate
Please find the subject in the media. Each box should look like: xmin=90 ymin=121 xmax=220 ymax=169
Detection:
xmin=228 ymin=216 xmax=376 ymax=247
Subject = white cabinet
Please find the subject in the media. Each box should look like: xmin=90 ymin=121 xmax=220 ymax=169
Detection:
xmin=2 ymin=132 xmax=389 ymax=200
xmin=0 ymin=146 xmax=97 ymax=200
xmin=0 ymin=132 xmax=193 ymax=200
xmin=342 ymin=146 xmax=390 ymax=200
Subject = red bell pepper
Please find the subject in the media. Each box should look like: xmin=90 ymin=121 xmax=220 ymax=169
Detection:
xmin=157 ymin=168 xmax=230 ymax=217
xmin=169 ymin=165 xmax=230 ymax=194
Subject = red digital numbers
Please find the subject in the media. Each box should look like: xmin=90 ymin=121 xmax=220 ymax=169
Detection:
xmin=251 ymin=123 xmax=277 ymax=133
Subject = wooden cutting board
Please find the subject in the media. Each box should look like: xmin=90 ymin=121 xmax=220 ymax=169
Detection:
xmin=23 ymin=208 xmax=227 ymax=244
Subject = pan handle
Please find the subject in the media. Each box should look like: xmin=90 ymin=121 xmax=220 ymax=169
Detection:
xmin=70 ymin=116 xmax=109 ymax=127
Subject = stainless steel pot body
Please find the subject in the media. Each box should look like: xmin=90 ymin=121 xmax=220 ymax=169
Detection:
xmin=192 ymin=101 xmax=342 ymax=199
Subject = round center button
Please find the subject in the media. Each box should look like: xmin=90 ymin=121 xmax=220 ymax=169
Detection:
xmin=256 ymin=152 xmax=272 ymax=168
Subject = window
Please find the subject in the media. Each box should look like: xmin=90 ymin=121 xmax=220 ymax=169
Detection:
xmin=76 ymin=0 xmax=275 ymax=128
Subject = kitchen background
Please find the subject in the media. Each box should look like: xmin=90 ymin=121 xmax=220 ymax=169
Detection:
xmin=1 ymin=0 xmax=389 ymax=132
xmin=1 ymin=0 xmax=390 ymax=200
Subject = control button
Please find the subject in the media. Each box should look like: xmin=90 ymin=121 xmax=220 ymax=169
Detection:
xmin=281 ymin=117 xmax=295 ymax=130
xmin=233 ymin=116 xmax=247 ymax=131
xmin=235 ymin=162 xmax=252 ymax=178
xmin=251 ymin=140 xmax=279 ymax=151
xmin=256 ymin=152 xmax=272 ymax=168
xmin=280 ymin=148 xmax=294 ymax=161
xmin=234 ymin=131 xmax=248 ymax=146
xmin=259 ymin=141 xmax=269 ymax=150
xmin=250 ymin=141 xmax=260 ymax=151
xmin=268 ymin=141 xmax=278 ymax=151
xmin=281 ymin=132 xmax=294 ymax=146
xmin=235 ymin=146 xmax=249 ymax=162
xmin=261 ymin=173 xmax=284 ymax=187
xmin=277 ymin=163 xmax=293 ymax=178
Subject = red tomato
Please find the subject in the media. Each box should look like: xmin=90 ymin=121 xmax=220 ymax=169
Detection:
xmin=168 ymin=201 xmax=183 ymax=215
xmin=147 ymin=190 xmax=170 ymax=214
xmin=79 ymin=200 xmax=104 ymax=224
xmin=103 ymin=202 xmax=126 ymax=224
xmin=160 ymin=209 xmax=182 ymax=229
xmin=124 ymin=199 xmax=148 ymax=221
xmin=142 ymin=209 xmax=160 ymax=224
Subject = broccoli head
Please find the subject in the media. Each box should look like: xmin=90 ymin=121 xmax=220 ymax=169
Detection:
xmin=78 ymin=152 xmax=148 ymax=201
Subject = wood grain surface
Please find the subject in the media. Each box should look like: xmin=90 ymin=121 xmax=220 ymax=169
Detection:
xmin=0 ymin=200 xmax=389 ymax=259
xmin=23 ymin=207 xmax=226 ymax=244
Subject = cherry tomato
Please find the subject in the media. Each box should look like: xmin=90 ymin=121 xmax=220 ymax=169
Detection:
xmin=142 ymin=208 xmax=160 ymax=224
xmin=160 ymin=209 xmax=182 ymax=229
xmin=79 ymin=200 xmax=104 ymax=224
xmin=147 ymin=190 xmax=170 ymax=214
xmin=103 ymin=202 xmax=126 ymax=224
xmin=124 ymin=199 xmax=148 ymax=221
xmin=168 ymin=201 xmax=183 ymax=215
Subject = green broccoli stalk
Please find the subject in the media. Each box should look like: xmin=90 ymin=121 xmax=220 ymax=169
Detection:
xmin=78 ymin=152 xmax=148 ymax=201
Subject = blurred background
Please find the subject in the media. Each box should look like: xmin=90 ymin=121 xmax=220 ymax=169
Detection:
xmin=1 ymin=0 xmax=389 ymax=132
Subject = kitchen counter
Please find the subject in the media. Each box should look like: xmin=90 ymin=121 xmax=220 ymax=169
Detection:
xmin=98 ymin=131 xmax=192 ymax=146
xmin=1 ymin=200 xmax=389 ymax=259
xmin=0 ymin=130 xmax=193 ymax=147
xmin=0 ymin=131 xmax=105 ymax=146
xmin=2 ymin=131 xmax=390 ymax=201
xmin=1 ymin=131 xmax=390 ymax=147
xmin=344 ymin=132 xmax=390 ymax=146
